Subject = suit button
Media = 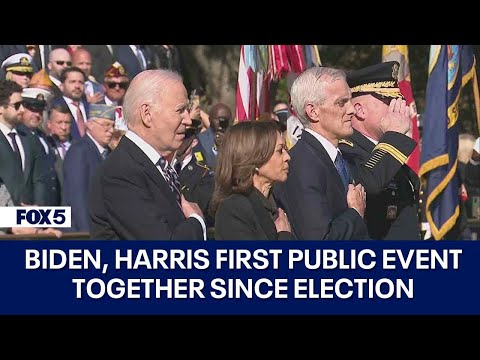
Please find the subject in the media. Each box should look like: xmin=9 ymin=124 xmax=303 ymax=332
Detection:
xmin=51 ymin=177 xmax=56 ymax=180
xmin=52 ymin=187 xmax=56 ymax=190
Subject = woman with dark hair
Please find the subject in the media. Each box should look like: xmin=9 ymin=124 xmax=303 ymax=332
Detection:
xmin=210 ymin=121 xmax=293 ymax=240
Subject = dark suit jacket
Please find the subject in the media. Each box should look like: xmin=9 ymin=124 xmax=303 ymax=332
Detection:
xmin=63 ymin=134 xmax=106 ymax=232
xmin=339 ymin=130 xmax=420 ymax=240
xmin=112 ymin=45 xmax=154 ymax=79
xmin=215 ymin=189 xmax=293 ymax=240
xmin=45 ymin=135 xmax=71 ymax=193
xmin=16 ymin=124 xmax=61 ymax=206
xmin=88 ymin=136 xmax=204 ymax=240
xmin=178 ymin=154 xmax=215 ymax=228
xmin=273 ymin=131 xmax=369 ymax=240
xmin=0 ymin=127 xmax=48 ymax=205
xmin=82 ymin=45 xmax=115 ymax=83
xmin=53 ymin=96 xmax=89 ymax=140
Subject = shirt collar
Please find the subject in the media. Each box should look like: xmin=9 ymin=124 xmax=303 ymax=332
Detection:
xmin=125 ymin=129 xmax=161 ymax=166
xmin=86 ymin=132 xmax=108 ymax=154
xmin=304 ymin=128 xmax=338 ymax=163
xmin=0 ymin=121 xmax=15 ymax=136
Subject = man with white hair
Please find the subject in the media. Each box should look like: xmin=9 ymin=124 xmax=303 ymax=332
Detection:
xmin=273 ymin=66 xmax=368 ymax=240
xmin=88 ymin=69 xmax=206 ymax=240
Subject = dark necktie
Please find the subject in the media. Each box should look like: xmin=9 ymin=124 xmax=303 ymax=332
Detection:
xmin=158 ymin=156 xmax=182 ymax=205
xmin=8 ymin=132 xmax=22 ymax=171
xmin=72 ymin=101 xmax=86 ymax=137
xmin=334 ymin=151 xmax=350 ymax=193
xmin=174 ymin=161 xmax=182 ymax=175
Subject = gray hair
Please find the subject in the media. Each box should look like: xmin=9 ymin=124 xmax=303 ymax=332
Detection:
xmin=122 ymin=69 xmax=183 ymax=127
xmin=290 ymin=67 xmax=346 ymax=127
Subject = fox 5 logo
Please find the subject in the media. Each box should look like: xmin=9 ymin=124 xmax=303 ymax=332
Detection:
xmin=0 ymin=207 xmax=72 ymax=228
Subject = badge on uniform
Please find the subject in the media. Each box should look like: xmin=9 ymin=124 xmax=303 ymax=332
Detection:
xmin=386 ymin=205 xmax=397 ymax=220
xmin=194 ymin=152 xmax=204 ymax=163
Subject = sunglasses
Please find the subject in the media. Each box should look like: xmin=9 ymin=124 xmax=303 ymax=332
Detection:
xmin=55 ymin=61 xmax=72 ymax=66
xmin=106 ymin=82 xmax=129 ymax=90
xmin=8 ymin=101 xmax=24 ymax=111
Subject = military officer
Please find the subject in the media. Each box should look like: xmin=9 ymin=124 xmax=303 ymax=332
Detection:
xmin=174 ymin=119 xmax=215 ymax=231
xmin=339 ymin=61 xmax=421 ymax=240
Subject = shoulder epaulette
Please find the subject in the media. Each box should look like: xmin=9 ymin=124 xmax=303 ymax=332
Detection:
xmin=339 ymin=139 xmax=354 ymax=147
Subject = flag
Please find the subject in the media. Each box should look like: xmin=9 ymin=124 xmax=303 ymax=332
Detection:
xmin=419 ymin=45 xmax=477 ymax=240
xmin=382 ymin=45 xmax=420 ymax=174
xmin=235 ymin=45 xmax=257 ymax=122
xmin=236 ymin=45 xmax=310 ymax=123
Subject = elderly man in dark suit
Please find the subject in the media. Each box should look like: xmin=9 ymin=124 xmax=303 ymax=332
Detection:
xmin=63 ymin=104 xmax=115 ymax=232
xmin=88 ymin=69 xmax=205 ymax=240
xmin=273 ymin=67 xmax=368 ymax=240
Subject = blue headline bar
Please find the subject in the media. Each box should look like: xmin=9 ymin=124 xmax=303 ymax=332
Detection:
xmin=1 ymin=241 xmax=478 ymax=315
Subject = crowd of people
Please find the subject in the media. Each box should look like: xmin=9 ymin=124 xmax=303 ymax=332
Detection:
xmin=0 ymin=45 xmax=479 ymax=240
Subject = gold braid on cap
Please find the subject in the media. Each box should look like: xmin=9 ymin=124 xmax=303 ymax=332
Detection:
xmin=351 ymin=81 xmax=402 ymax=97
xmin=7 ymin=65 xmax=33 ymax=73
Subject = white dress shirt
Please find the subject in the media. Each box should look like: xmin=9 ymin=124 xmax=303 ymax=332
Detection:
xmin=0 ymin=122 xmax=25 ymax=171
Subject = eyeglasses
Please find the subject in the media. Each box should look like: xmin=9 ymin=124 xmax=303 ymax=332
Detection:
xmin=8 ymin=101 xmax=24 ymax=111
xmin=92 ymin=119 xmax=114 ymax=130
xmin=55 ymin=61 xmax=72 ymax=66
xmin=106 ymin=82 xmax=129 ymax=90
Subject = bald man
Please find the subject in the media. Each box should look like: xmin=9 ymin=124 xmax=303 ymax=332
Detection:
xmin=47 ymin=48 xmax=72 ymax=98
xmin=71 ymin=48 xmax=104 ymax=104
xmin=88 ymin=69 xmax=206 ymax=240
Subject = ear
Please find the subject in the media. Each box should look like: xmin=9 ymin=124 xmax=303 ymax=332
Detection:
xmin=353 ymin=102 xmax=365 ymax=120
xmin=140 ymin=103 xmax=152 ymax=127
xmin=191 ymin=138 xmax=198 ymax=148
xmin=305 ymin=103 xmax=319 ymax=123
xmin=59 ymin=83 xmax=64 ymax=93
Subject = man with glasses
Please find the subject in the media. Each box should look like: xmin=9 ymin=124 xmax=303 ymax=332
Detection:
xmin=0 ymin=80 xmax=49 ymax=206
xmin=47 ymin=48 xmax=72 ymax=98
xmin=63 ymin=104 xmax=115 ymax=232
xmin=1 ymin=53 xmax=34 ymax=89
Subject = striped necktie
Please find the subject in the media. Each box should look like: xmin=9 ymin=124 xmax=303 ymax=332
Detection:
xmin=158 ymin=156 xmax=181 ymax=205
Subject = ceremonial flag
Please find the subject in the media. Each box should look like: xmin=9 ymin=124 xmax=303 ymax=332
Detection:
xmin=382 ymin=45 xmax=420 ymax=174
xmin=419 ymin=45 xmax=477 ymax=240
xmin=235 ymin=45 xmax=257 ymax=122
